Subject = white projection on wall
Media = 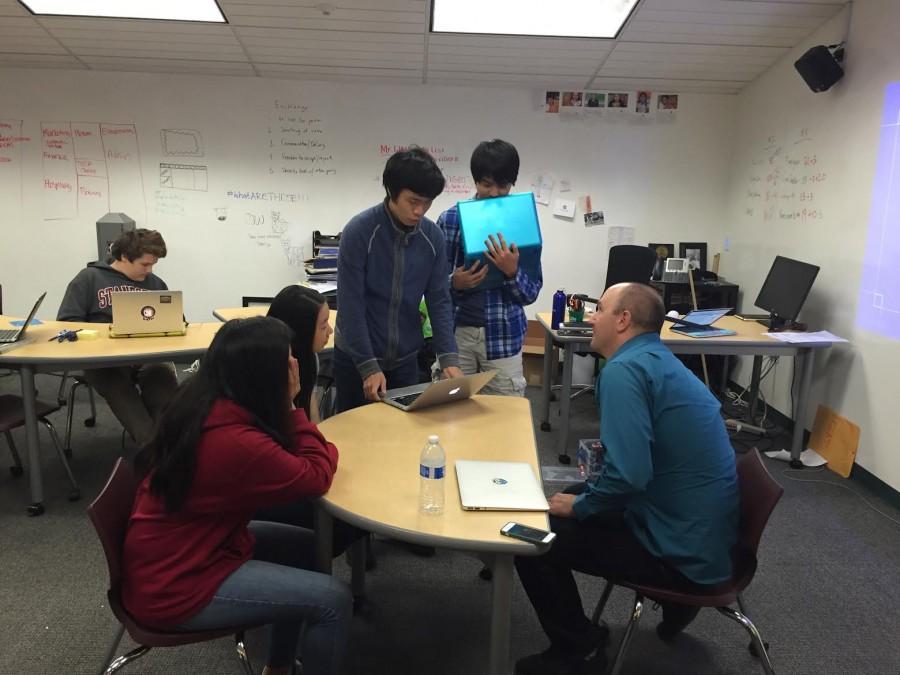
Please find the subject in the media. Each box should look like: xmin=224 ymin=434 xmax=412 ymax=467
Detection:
xmin=857 ymin=82 xmax=900 ymax=337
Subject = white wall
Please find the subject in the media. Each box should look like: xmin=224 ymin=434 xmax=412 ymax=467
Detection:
xmin=0 ymin=69 xmax=734 ymax=323
xmin=724 ymin=0 xmax=900 ymax=490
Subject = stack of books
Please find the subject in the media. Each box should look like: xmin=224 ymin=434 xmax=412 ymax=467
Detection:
xmin=304 ymin=230 xmax=341 ymax=283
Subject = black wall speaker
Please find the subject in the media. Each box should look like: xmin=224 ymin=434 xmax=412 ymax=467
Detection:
xmin=794 ymin=45 xmax=845 ymax=92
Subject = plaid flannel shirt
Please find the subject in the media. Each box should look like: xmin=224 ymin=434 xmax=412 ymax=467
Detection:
xmin=437 ymin=203 xmax=543 ymax=360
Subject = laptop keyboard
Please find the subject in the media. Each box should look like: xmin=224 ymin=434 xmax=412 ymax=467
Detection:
xmin=0 ymin=329 xmax=20 ymax=342
xmin=392 ymin=392 xmax=423 ymax=407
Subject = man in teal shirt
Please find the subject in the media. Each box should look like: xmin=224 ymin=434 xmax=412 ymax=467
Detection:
xmin=514 ymin=283 xmax=739 ymax=675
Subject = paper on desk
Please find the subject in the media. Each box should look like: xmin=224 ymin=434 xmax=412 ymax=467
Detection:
xmin=763 ymin=330 xmax=848 ymax=343
xmin=9 ymin=319 xmax=43 ymax=327
xmin=764 ymin=448 xmax=828 ymax=467
xmin=305 ymin=281 xmax=337 ymax=293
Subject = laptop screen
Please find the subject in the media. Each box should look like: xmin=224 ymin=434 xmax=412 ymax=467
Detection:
xmin=681 ymin=308 xmax=730 ymax=326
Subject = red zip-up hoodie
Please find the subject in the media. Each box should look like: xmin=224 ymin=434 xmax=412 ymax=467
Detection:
xmin=121 ymin=399 xmax=338 ymax=627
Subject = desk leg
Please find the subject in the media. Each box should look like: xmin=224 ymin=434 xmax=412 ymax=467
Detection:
xmin=21 ymin=365 xmax=44 ymax=516
xmin=556 ymin=346 xmax=574 ymax=463
xmin=314 ymin=503 xmax=333 ymax=575
xmin=540 ymin=330 xmax=553 ymax=430
xmin=790 ymin=349 xmax=816 ymax=466
xmin=748 ymin=356 xmax=763 ymax=423
xmin=489 ymin=553 xmax=513 ymax=675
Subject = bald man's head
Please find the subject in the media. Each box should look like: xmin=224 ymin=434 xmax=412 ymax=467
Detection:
xmin=609 ymin=283 xmax=665 ymax=334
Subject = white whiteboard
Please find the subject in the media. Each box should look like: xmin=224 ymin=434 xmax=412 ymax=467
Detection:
xmin=1 ymin=68 xmax=736 ymax=322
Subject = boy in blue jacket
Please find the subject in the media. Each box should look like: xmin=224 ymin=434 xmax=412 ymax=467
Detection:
xmin=335 ymin=147 xmax=462 ymax=412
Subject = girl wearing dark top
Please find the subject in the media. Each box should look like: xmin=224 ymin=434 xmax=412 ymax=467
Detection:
xmin=123 ymin=317 xmax=351 ymax=675
xmin=267 ymin=285 xmax=333 ymax=422
xmin=264 ymin=286 xmax=366 ymax=560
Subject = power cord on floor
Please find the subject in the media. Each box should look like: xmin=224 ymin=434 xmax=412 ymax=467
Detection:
xmin=780 ymin=467 xmax=900 ymax=529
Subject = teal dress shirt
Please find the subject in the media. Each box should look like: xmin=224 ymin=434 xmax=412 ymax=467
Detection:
xmin=572 ymin=332 xmax=739 ymax=585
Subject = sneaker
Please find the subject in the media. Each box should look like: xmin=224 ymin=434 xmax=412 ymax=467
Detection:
xmin=515 ymin=646 xmax=604 ymax=675
xmin=515 ymin=626 xmax=609 ymax=675
xmin=656 ymin=603 xmax=701 ymax=641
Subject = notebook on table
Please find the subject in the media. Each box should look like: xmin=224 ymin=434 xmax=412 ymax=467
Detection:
xmin=666 ymin=307 xmax=736 ymax=338
xmin=0 ymin=292 xmax=46 ymax=344
xmin=379 ymin=370 xmax=495 ymax=412
xmin=455 ymin=460 xmax=549 ymax=511
xmin=109 ymin=291 xmax=187 ymax=338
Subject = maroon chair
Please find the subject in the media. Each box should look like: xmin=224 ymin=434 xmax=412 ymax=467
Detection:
xmin=88 ymin=458 xmax=263 ymax=674
xmin=592 ymin=448 xmax=783 ymax=675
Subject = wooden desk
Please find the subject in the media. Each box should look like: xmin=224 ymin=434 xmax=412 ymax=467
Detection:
xmin=0 ymin=316 xmax=220 ymax=514
xmin=315 ymin=396 xmax=548 ymax=675
xmin=536 ymin=312 xmax=835 ymax=465
xmin=213 ymin=307 xmax=336 ymax=351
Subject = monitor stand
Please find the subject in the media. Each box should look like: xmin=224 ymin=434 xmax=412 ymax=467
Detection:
xmin=756 ymin=313 xmax=788 ymax=330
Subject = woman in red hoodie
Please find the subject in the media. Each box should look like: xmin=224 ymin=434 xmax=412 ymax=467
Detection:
xmin=122 ymin=316 xmax=352 ymax=675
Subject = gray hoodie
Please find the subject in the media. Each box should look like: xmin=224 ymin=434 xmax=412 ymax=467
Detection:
xmin=57 ymin=261 xmax=168 ymax=323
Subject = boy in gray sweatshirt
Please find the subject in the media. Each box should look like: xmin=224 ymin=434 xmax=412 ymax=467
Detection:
xmin=57 ymin=229 xmax=177 ymax=443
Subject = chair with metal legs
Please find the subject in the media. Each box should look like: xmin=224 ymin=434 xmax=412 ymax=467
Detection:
xmin=1 ymin=394 xmax=81 ymax=511
xmin=57 ymin=372 xmax=98 ymax=457
xmin=88 ymin=458 xmax=263 ymax=675
xmin=591 ymin=448 xmax=782 ymax=675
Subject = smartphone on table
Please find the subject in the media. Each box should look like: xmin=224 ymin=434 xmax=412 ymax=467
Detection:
xmin=500 ymin=522 xmax=556 ymax=545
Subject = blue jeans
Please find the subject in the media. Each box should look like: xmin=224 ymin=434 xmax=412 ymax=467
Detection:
xmin=178 ymin=521 xmax=352 ymax=673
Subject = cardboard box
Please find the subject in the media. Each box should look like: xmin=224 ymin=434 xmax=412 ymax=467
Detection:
xmin=522 ymin=320 xmax=557 ymax=386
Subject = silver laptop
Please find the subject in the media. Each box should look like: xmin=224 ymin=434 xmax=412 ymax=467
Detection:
xmin=109 ymin=291 xmax=186 ymax=338
xmin=0 ymin=292 xmax=46 ymax=344
xmin=456 ymin=460 xmax=549 ymax=511
xmin=379 ymin=370 xmax=496 ymax=412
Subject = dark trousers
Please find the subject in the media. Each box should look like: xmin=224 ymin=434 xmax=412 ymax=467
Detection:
xmin=333 ymin=348 xmax=420 ymax=413
xmin=255 ymin=498 xmax=366 ymax=558
xmin=515 ymin=504 xmax=701 ymax=651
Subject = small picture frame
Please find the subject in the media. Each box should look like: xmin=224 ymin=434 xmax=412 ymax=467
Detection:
xmin=648 ymin=243 xmax=674 ymax=280
xmin=679 ymin=242 xmax=708 ymax=272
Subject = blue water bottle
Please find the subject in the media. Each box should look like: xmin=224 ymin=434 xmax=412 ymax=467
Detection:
xmin=551 ymin=289 xmax=566 ymax=329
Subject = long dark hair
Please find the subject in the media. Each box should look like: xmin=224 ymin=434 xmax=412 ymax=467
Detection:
xmin=142 ymin=317 xmax=295 ymax=512
xmin=267 ymin=285 xmax=326 ymax=416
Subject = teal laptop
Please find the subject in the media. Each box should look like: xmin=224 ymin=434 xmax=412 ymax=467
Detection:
xmin=457 ymin=192 xmax=542 ymax=290
xmin=666 ymin=308 xmax=737 ymax=338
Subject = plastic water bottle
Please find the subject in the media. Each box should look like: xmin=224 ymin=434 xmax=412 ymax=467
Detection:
xmin=551 ymin=289 xmax=567 ymax=329
xmin=419 ymin=435 xmax=446 ymax=515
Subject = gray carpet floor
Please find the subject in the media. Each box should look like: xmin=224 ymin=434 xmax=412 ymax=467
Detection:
xmin=1 ymin=370 xmax=899 ymax=675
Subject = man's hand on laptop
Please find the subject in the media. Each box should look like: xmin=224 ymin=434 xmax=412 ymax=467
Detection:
xmin=452 ymin=260 xmax=488 ymax=289
xmin=548 ymin=493 xmax=576 ymax=518
xmin=442 ymin=366 xmax=464 ymax=380
xmin=363 ymin=372 xmax=387 ymax=401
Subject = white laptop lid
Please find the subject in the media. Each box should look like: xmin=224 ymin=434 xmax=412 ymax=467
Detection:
xmin=110 ymin=291 xmax=184 ymax=336
xmin=455 ymin=460 xmax=549 ymax=511
xmin=380 ymin=370 xmax=496 ymax=412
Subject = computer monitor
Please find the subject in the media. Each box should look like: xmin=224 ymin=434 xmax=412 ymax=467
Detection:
xmin=754 ymin=255 xmax=820 ymax=328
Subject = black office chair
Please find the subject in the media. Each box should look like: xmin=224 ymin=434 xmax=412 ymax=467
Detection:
xmin=605 ymin=245 xmax=658 ymax=290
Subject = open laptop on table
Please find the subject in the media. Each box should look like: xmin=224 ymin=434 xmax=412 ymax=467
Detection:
xmin=109 ymin=291 xmax=187 ymax=338
xmin=0 ymin=292 xmax=46 ymax=344
xmin=665 ymin=307 xmax=736 ymax=338
xmin=456 ymin=460 xmax=549 ymax=511
xmin=379 ymin=370 xmax=495 ymax=412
